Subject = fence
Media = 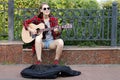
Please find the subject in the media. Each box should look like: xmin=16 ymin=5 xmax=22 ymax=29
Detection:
xmin=0 ymin=0 xmax=120 ymax=46
xmin=117 ymin=9 xmax=120 ymax=46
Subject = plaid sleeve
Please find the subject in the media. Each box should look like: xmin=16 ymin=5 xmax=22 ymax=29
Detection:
xmin=22 ymin=16 xmax=38 ymax=30
xmin=50 ymin=17 xmax=62 ymax=39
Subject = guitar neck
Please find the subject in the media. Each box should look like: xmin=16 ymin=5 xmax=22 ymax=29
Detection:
xmin=43 ymin=26 xmax=60 ymax=32
xmin=42 ymin=24 xmax=72 ymax=32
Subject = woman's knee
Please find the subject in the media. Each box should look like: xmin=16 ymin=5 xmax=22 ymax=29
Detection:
xmin=35 ymin=36 xmax=42 ymax=43
xmin=57 ymin=39 xmax=64 ymax=47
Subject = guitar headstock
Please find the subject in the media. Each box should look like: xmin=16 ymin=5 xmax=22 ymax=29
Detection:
xmin=62 ymin=24 xmax=73 ymax=29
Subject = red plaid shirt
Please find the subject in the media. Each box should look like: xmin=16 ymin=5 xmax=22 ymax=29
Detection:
xmin=23 ymin=15 xmax=60 ymax=39
xmin=23 ymin=16 xmax=61 ymax=54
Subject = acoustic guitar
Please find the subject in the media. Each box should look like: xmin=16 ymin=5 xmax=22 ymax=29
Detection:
xmin=21 ymin=23 xmax=72 ymax=43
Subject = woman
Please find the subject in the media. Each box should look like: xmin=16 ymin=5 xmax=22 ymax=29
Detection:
xmin=23 ymin=2 xmax=64 ymax=65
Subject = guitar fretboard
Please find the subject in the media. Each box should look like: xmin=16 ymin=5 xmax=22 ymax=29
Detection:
xmin=40 ymin=24 xmax=72 ymax=32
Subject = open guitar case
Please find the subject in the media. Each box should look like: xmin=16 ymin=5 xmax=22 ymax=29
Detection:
xmin=21 ymin=64 xmax=81 ymax=79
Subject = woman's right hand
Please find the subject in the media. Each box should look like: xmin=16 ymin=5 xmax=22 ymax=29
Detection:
xmin=31 ymin=29 xmax=37 ymax=34
xmin=28 ymin=27 xmax=37 ymax=34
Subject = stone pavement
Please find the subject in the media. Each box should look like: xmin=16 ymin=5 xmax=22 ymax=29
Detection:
xmin=0 ymin=64 xmax=120 ymax=80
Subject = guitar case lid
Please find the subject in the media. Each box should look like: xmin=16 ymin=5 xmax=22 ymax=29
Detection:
xmin=21 ymin=64 xmax=81 ymax=79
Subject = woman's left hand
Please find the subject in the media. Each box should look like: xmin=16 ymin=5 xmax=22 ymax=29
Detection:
xmin=54 ymin=28 xmax=59 ymax=34
xmin=54 ymin=28 xmax=59 ymax=32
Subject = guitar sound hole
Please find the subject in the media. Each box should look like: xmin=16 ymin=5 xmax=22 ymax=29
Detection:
xmin=36 ymin=28 xmax=40 ymax=34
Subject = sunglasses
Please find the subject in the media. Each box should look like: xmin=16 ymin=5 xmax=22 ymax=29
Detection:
xmin=43 ymin=7 xmax=50 ymax=10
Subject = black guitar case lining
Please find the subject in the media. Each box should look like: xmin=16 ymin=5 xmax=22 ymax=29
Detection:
xmin=21 ymin=64 xmax=81 ymax=79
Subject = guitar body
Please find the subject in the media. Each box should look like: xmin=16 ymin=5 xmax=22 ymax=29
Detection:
xmin=22 ymin=23 xmax=45 ymax=43
xmin=22 ymin=23 xmax=72 ymax=43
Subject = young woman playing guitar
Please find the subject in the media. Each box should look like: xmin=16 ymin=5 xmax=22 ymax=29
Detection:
xmin=23 ymin=2 xmax=64 ymax=65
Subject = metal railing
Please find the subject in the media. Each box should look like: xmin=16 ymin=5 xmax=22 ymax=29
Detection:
xmin=0 ymin=0 xmax=119 ymax=46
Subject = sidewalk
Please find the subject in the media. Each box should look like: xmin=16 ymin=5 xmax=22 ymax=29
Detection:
xmin=0 ymin=64 xmax=120 ymax=80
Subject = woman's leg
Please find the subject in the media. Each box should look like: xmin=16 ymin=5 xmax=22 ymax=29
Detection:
xmin=49 ymin=39 xmax=64 ymax=61
xmin=35 ymin=35 xmax=44 ymax=62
